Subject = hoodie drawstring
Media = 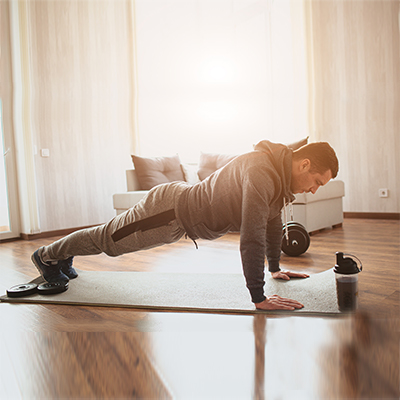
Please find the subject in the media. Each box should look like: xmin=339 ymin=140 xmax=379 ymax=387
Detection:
xmin=283 ymin=198 xmax=294 ymax=244
xmin=185 ymin=233 xmax=198 ymax=249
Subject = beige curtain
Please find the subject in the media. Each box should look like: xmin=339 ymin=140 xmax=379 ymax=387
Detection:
xmin=9 ymin=0 xmax=40 ymax=235
xmin=10 ymin=0 xmax=137 ymax=232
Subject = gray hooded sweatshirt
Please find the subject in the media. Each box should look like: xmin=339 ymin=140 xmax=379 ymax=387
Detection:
xmin=176 ymin=141 xmax=295 ymax=303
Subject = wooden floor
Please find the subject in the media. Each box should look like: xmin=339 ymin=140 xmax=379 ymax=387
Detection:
xmin=0 ymin=219 xmax=399 ymax=399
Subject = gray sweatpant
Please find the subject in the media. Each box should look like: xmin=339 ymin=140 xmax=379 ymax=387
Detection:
xmin=40 ymin=182 xmax=188 ymax=263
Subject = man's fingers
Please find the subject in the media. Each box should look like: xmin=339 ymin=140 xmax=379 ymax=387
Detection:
xmin=269 ymin=295 xmax=304 ymax=309
xmin=255 ymin=295 xmax=304 ymax=310
xmin=285 ymin=271 xmax=309 ymax=278
xmin=272 ymin=270 xmax=310 ymax=280
xmin=268 ymin=302 xmax=295 ymax=310
xmin=272 ymin=271 xmax=290 ymax=280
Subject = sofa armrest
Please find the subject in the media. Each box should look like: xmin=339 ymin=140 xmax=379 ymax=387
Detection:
xmin=113 ymin=191 xmax=148 ymax=211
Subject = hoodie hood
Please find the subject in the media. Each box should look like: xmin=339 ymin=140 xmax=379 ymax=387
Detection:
xmin=253 ymin=140 xmax=295 ymax=203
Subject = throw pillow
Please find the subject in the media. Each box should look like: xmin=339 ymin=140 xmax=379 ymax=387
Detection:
xmin=181 ymin=163 xmax=200 ymax=185
xmin=131 ymin=154 xmax=185 ymax=190
xmin=197 ymin=152 xmax=237 ymax=181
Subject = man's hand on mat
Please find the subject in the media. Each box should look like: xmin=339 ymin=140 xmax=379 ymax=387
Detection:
xmin=271 ymin=270 xmax=309 ymax=281
xmin=255 ymin=295 xmax=304 ymax=311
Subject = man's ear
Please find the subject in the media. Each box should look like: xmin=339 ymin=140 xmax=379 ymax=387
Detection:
xmin=300 ymin=159 xmax=311 ymax=171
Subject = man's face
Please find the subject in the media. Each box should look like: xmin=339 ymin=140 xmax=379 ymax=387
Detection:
xmin=291 ymin=159 xmax=332 ymax=194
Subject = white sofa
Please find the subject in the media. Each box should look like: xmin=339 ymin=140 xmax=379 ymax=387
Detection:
xmin=113 ymin=169 xmax=149 ymax=215
xmin=290 ymin=179 xmax=345 ymax=233
xmin=113 ymin=169 xmax=345 ymax=234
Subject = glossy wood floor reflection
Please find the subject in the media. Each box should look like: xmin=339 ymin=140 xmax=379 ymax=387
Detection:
xmin=0 ymin=219 xmax=399 ymax=399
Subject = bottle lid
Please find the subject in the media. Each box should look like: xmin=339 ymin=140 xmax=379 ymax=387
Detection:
xmin=334 ymin=252 xmax=361 ymax=274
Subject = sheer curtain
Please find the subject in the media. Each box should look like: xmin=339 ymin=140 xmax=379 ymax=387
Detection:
xmin=134 ymin=0 xmax=309 ymax=162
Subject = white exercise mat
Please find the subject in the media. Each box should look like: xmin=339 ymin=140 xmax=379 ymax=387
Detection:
xmin=1 ymin=269 xmax=341 ymax=315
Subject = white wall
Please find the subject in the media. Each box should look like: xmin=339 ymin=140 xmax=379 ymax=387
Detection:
xmin=23 ymin=1 xmax=135 ymax=232
xmin=310 ymin=0 xmax=399 ymax=213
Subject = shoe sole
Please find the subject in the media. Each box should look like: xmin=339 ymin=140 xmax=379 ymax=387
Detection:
xmin=60 ymin=259 xmax=78 ymax=279
xmin=62 ymin=270 xmax=78 ymax=279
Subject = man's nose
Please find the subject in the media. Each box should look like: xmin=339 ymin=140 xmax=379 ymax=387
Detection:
xmin=310 ymin=186 xmax=318 ymax=194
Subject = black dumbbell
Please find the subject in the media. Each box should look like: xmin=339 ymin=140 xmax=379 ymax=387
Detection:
xmin=281 ymin=222 xmax=310 ymax=256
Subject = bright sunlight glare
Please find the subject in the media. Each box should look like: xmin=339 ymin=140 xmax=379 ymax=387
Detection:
xmin=200 ymin=56 xmax=236 ymax=83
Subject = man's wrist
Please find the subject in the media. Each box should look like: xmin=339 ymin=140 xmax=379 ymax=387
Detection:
xmin=268 ymin=264 xmax=280 ymax=273
xmin=250 ymin=288 xmax=266 ymax=304
xmin=267 ymin=258 xmax=280 ymax=273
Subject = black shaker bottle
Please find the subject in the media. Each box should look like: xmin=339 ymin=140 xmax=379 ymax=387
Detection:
xmin=334 ymin=252 xmax=362 ymax=311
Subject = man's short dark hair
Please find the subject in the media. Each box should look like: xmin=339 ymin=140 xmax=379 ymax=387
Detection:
xmin=292 ymin=142 xmax=339 ymax=178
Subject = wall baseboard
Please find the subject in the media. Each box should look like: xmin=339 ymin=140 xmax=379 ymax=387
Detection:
xmin=344 ymin=212 xmax=400 ymax=220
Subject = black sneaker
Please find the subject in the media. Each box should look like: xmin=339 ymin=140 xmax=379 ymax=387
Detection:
xmin=31 ymin=250 xmax=69 ymax=284
xmin=60 ymin=257 xmax=78 ymax=279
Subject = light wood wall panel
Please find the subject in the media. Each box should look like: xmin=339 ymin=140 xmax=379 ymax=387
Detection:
xmin=310 ymin=0 xmax=400 ymax=213
xmin=27 ymin=0 xmax=135 ymax=231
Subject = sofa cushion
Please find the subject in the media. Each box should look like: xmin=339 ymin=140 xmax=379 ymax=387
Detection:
xmin=131 ymin=154 xmax=185 ymax=190
xmin=197 ymin=152 xmax=237 ymax=181
xmin=181 ymin=163 xmax=200 ymax=185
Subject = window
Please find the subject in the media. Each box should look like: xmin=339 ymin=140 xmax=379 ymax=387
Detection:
xmin=135 ymin=0 xmax=308 ymax=162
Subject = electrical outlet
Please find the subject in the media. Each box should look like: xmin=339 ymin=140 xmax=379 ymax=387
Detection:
xmin=379 ymin=188 xmax=389 ymax=198
xmin=40 ymin=148 xmax=50 ymax=157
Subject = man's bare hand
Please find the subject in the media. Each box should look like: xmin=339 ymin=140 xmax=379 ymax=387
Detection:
xmin=271 ymin=270 xmax=309 ymax=281
xmin=255 ymin=295 xmax=304 ymax=311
